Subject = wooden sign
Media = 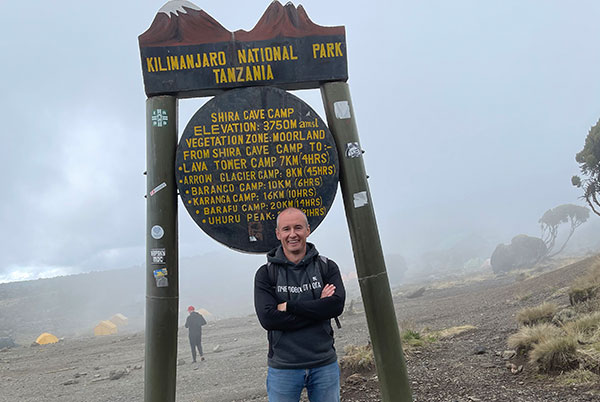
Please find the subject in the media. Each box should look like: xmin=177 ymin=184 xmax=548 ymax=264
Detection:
xmin=175 ymin=86 xmax=339 ymax=252
xmin=139 ymin=1 xmax=347 ymax=97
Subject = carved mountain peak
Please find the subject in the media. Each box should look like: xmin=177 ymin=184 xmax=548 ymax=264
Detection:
xmin=139 ymin=0 xmax=344 ymax=47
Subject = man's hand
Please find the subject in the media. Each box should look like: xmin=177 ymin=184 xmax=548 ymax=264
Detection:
xmin=277 ymin=302 xmax=287 ymax=311
xmin=320 ymin=284 xmax=336 ymax=298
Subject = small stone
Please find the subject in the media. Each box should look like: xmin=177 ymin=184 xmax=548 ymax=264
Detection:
xmin=506 ymin=363 xmax=523 ymax=374
xmin=213 ymin=345 xmax=222 ymax=353
xmin=178 ymin=359 xmax=186 ymax=366
xmin=502 ymin=350 xmax=516 ymax=360
xmin=133 ymin=364 xmax=142 ymax=370
xmin=473 ymin=346 xmax=486 ymax=355
xmin=63 ymin=379 xmax=79 ymax=385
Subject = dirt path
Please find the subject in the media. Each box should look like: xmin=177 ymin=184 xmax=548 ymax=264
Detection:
xmin=2 ymin=258 xmax=600 ymax=401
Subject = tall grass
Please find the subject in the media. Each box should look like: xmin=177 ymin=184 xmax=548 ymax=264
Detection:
xmin=507 ymin=323 xmax=564 ymax=354
xmin=529 ymin=336 xmax=579 ymax=372
xmin=516 ymin=302 xmax=557 ymax=326
xmin=569 ymin=260 xmax=600 ymax=305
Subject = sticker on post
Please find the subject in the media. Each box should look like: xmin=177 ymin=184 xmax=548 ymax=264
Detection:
xmin=353 ymin=191 xmax=368 ymax=208
xmin=150 ymin=248 xmax=166 ymax=264
xmin=151 ymin=225 xmax=164 ymax=239
xmin=334 ymin=101 xmax=351 ymax=119
xmin=150 ymin=182 xmax=167 ymax=196
xmin=345 ymin=143 xmax=362 ymax=158
xmin=153 ymin=268 xmax=169 ymax=287
xmin=151 ymin=109 xmax=169 ymax=127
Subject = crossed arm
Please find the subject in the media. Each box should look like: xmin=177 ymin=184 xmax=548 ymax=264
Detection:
xmin=253 ymin=261 xmax=346 ymax=331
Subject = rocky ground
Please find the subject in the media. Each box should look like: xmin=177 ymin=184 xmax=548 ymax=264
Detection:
xmin=2 ymin=257 xmax=600 ymax=401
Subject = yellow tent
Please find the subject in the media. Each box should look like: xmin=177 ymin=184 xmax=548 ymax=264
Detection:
xmin=109 ymin=313 xmax=128 ymax=327
xmin=94 ymin=320 xmax=118 ymax=336
xmin=36 ymin=332 xmax=59 ymax=345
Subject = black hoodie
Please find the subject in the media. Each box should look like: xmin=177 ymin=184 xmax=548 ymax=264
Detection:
xmin=254 ymin=243 xmax=345 ymax=369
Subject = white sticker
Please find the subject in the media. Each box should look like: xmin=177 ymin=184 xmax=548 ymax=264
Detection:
xmin=334 ymin=101 xmax=351 ymax=119
xmin=150 ymin=248 xmax=166 ymax=264
xmin=353 ymin=191 xmax=368 ymax=208
xmin=151 ymin=225 xmax=165 ymax=239
xmin=345 ymin=143 xmax=362 ymax=158
xmin=150 ymin=182 xmax=167 ymax=197
xmin=151 ymin=109 xmax=169 ymax=127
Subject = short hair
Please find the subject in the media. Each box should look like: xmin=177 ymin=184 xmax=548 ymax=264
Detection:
xmin=276 ymin=208 xmax=309 ymax=229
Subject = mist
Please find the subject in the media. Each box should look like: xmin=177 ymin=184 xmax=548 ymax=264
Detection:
xmin=1 ymin=1 xmax=600 ymax=338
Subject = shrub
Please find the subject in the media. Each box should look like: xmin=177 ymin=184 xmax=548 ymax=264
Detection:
xmin=434 ymin=325 xmax=477 ymax=339
xmin=577 ymin=345 xmax=600 ymax=372
xmin=401 ymin=329 xmax=426 ymax=347
xmin=529 ymin=336 xmax=579 ymax=372
xmin=552 ymin=308 xmax=577 ymax=325
xmin=564 ymin=312 xmax=600 ymax=343
xmin=516 ymin=302 xmax=558 ymax=326
xmin=507 ymin=323 xmax=564 ymax=355
xmin=340 ymin=344 xmax=375 ymax=373
xmin=569 ymin=261 xmax=600 ymax=305
xmin=558 ymin=369 xmax=599 ymax=385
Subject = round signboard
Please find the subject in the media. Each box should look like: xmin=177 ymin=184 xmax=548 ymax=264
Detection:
xmin=176 ymin=86 xmax=339 ymax=253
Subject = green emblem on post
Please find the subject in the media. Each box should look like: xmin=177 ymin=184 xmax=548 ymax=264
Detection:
xmin=151 ymin=109 xmax=169 ymax=127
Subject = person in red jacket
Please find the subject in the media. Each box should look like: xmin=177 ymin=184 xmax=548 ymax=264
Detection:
xmin=185 ymin=306 xmax=206 ymax=363
xmin=254 ymin=208 xmax=345 ymax=401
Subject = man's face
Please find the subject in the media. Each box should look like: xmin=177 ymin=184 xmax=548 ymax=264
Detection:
xmin=276 ymin=209 xmax=310 ymax=258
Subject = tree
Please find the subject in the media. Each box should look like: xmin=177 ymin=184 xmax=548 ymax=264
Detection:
xmin=572 ymin=119 xmax=600 ymax=216
xmin=538 ymin=204 xmax=589 ymax=257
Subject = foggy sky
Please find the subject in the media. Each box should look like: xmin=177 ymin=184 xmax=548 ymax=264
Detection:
xmin=1 ymin=0 xmax=600 ymax=282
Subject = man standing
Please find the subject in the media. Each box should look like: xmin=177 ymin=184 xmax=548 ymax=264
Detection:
xmin=185 ymin=306 xmax=206 ymax=363
xmin=254 ymin=208 xmax=346 ymax=401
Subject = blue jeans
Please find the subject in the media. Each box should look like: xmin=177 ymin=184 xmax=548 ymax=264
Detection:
xmin=267 ymin=361 xmax=340 ymax=402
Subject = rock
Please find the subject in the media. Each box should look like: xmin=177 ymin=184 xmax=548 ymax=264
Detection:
xmin=345 ymin=373 xmax=366 ymax=385
xmin=30 ymin=342 xmax=39 ymax=347
xmin=63 ymin=379 xmax=79 ymax=385
xmin=178 ymin=359 xmax=186 ymax=366
xmin=506 ymin=363 xmax=523 ymax=374
xmin=109 ymin=369 xmax=127 ymax=380
xmin=502 ymin=350 xmax=516 ymax=360
xmin=74 ymin=372 xmax=87 ymax=378
xmin=133 ymin=364 xmax=142 ymax=370
xmin=473 ymin=346 xmax=486 ymax=355
xmin=213 ymin=345 xmax=222 ymax=353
